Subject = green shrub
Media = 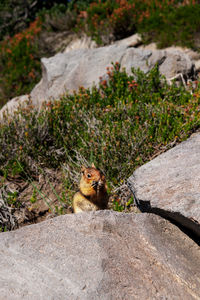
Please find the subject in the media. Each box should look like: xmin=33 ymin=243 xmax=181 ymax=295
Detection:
xmin=0 ymin=18 xmax=42 ymax=107
xmin=75 ymin=0 xmax=200 ymax=48
xmin=76 ymin=0 xmax=141 ymax=43
xmin=1 ymin=1 xmax=200 ymax=107
xmin=138 ymin=2 xmax=200 ymax=49
xmin=68 ymin=0 xmax=96 ymax=11
xmin=1 ymin=64 xmax=200 ymax=206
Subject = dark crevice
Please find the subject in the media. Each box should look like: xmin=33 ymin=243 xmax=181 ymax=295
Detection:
xmin=140 ymin=201 xmax=200 ymax=246
xmin=126 ymin=181 xmax=200 ymax=246
xmin=19 ymin=209 xmax=50 ymax=228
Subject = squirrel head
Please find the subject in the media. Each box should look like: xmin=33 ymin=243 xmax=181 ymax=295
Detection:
xmin=80 ymin=164 xmax=107 ymax=196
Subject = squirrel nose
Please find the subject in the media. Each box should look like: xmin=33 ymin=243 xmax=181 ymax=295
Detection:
xmin=92 ymin=180 xmax=98 ymax=186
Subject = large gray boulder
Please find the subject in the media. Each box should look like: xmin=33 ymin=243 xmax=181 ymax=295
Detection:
xmin=0 ymin=43 xmax=195 ymax=117
xmin=0 ymin=211 xmax=199 ymax=300
xmin=128 ymin=132 xmax=200 ymax=237
xmin=31 ymin=44 xmax=194 ymax=106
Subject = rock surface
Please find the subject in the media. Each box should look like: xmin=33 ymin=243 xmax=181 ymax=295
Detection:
xmin=128 ymin=132 xmax=200 ymax=237
xmin=0 ymin=41 xmax=195 ymax=114
xmin=140 ymin=43 xmax=200 ymax=70
xmin=64 ymin=34 xmax=97 ymax=53
xmin=30 ymin=44 xmax=194 ymax=106
xmin=115 ymin=33 xmax=142 ymax=47
xmin=1 ymin=35 xmax=199 ymax=116
xmin=0 ymin=95 xmax=29 ymax=120
xmin=0 ymin=210 xmax=199 ymax=300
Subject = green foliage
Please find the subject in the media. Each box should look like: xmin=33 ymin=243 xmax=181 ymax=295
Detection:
xmin=55 ymin=205 xmax=64 ymax=215
xmin=138 ymin=2 xmax=200 ymax=50
xmin=1 ymin=0 xmax=200 ymax=214
xmin=68 ymin=0 xmax=95 ymax=11
xmin=0 ymin=18 xmax=42 ymax=107
xmin=38 ymin=3 xmax=68 ymax=17
xmin=74 ymin=0 xmax=200 ymax=48
xmin=1 ymin=1 xmax=200 ymax=106
xmin=1 ymin=64 xmax=200 ymax=207
xmin=76 ymin=0 xmax=140 ymax=43
xmin=30 ymin=188 xmax=37 ymax=204
xmin=126 ymin=196 xmax=134 ymax=207
xmin=113 ymin=200 xmax=124 ymax=212
xmin=7 ymin=191 xmax=19 ymax=206
xmin=2 ymin=159 xmax=26 ymax=179
xmin=0 ymin=226 xmax=7 ymax=232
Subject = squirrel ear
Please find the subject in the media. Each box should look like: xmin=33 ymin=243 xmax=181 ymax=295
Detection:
xmin=81 ymin=165 xmax=86 ymax=173
xmin=91 ymin=162 xmax=96 ymax=168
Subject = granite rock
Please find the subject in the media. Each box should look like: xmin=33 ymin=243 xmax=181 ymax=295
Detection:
xmin=0 ymin=210 xmax=199 ymax=300
xmin=30 ymin=45 xmax=194 ymax=106
xmin=0 ymin=95 xmax=29 ymax=120
xmin=128 ymin=132 xmax=200 ymax=237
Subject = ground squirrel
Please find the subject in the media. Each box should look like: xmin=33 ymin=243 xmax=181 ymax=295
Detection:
xmin=73 ymin=164 xmax=108 ymax=213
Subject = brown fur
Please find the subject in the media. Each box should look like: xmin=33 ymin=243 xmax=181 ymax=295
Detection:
xmin=73 ymin=164 xmax=108 ymax=213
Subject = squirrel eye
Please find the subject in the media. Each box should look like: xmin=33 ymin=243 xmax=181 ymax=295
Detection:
xmin=87 ymin=173 xmax=91 ymax=178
